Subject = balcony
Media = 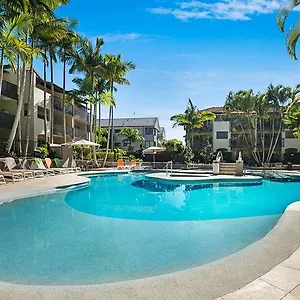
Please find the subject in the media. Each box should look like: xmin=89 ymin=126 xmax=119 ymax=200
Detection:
xmin=74 ymin=106 xmax=88 ymax=123
xmin=1 ymin=80 xmax=18 ymax=100
xmin=53 ymin=124 xmax=73 ymax=137
xmin=74 ymin=128 xmax=88 ymax=139
xmin=0 ymin=111 xmax=14 ymax=129
xmin=53 ymin=97 xmax=73 ymax=116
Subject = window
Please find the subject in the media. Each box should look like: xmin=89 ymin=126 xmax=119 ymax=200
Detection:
xmin=114 ymin=129 xmax=121 ymax=134
xmin=37 ymin=106 xmax=50 ymax=121
xmin=114 ymin=142 xmax=121 ymax=147
xmin=24 ymin=104 xmax=28 ymax=116
xmin=123 ymin=141 xmax=129 ymax=146
xmin=285 ymin=131 xmax=296 ymax=139
xmin=145 ymin=127 xmax=154 ymax=135
xmin=145 ymin=141 xmax=152 ymax=148
xmin=216 ymin=131 xmax=228 ymax=139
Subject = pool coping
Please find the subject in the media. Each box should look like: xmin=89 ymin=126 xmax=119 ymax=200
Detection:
xmin=1 ymin=171 xmax=300 ymax=299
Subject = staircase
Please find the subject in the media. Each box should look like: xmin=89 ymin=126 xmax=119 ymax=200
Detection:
xmin=219 ymin=163 xmax=236 ymax=175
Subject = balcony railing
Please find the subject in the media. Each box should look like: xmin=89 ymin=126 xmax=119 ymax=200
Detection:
xmin=74 ymin=128 xmax=88 ymax=139
xmin=1 ymin=81 xmax=18 ymax=100
xmin=74 ymin=106 xmax=88 ymax=123
xmin=53 ymin=124 xmax=73 ymax=137
xmin=0 ymin=111 xmax=14 ymax=129
xmin=53 ymin=97 xmax=73 ymax=116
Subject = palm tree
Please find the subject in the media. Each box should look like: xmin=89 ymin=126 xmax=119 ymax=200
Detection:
xmin=0 ymin=13 xmax=31 ymax=103
xmin=118 ymin=127 xmax=144 ymax=152
xmin=171 ymin=99 xmax=216 ymax=148
xmin=102 ymin=54 xmax=136 ymax=166
xmin=57 ymin=20 xmax=78 ymax=143
xmin=277 ymin=1 xmax=300 ymax=59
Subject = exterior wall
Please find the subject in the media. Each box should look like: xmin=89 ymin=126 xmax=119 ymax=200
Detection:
xmin=284 ymin=138 xmax=300 ymax=152
xmin=212 ymin=121 xmax=231 ymax=152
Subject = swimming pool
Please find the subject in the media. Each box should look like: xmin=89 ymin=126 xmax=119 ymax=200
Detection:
xmin=0 ymin=172 xmax=299 ymax=285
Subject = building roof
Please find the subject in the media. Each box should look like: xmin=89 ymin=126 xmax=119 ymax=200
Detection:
xmin=200 ymin=106 xmax=224 ymax=114
xmin=100 ymin=117 xmax=160 ymax=128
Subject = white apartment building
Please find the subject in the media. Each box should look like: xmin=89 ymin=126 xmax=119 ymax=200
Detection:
xmin=0 ymin=69 xmax=89 ymax=154
xmin=100 ymin=117 xmax=166 ymax=151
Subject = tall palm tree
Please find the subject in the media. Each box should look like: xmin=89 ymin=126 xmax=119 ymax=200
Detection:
xmin=171 ymin=99 xmax=216 ymax=148
xmin=118 ymin=127 xmax=144 ymax=152
xmin=57 ymin=20 xmax=78 ymax=143
xmin=277 ymin=1 xmax=300 ymax=59
xmin=102 ymin=54 xmax=136 ymax=166
xmin=0 ymin=13 xmax=31 ymax=103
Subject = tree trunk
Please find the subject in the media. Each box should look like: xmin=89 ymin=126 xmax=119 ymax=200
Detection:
xmin=24 ymin=60 xmax=33 ymax=156
xmin=50 ymin=54 xmax=54 ymax=144
xmin=268 ymin=114 xmax=283 ymax=162
xmin=0 ymin=46 xmax=5 ymax=108
xmin=62 ymin=54 xmax=66 ymax=143
xmin=16 ymin=55 xmax=22 ymax=156
xmin=267 ymin=117 xmax=275 ymax=162
xmin=103 ymin=107 xmax=112 ymax=167
xmin=6 ymin=62 xmax=27 ymax=154
xmin=43 ymin=53 xmax=48 ymax=144
xmin=98 ymin=102 xmax=101 ymax=142
xmin=92 ymin=103 xmax=98 ymax=166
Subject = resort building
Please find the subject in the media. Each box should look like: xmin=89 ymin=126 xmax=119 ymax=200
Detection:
xmin=193 ymin=106 xmax=300 ymax=161
xmin=100 ymin=117 xmax=166 ymax=151
xmin=0 ymin=69 xmax=89 ymax=154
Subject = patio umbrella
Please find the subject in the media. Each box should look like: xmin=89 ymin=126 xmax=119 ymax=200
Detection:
xmin=143 ymin=146 xmax=165 ymax=165
xmin=62 ymin=139 xmax=100 ymax=161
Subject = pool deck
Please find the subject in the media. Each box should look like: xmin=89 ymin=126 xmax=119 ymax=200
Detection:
xmin=1 ymin=171 xmax=300 ymax=299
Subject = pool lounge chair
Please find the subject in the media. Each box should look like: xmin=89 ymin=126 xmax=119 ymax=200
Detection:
xmin=117 ymin=159 xmax=125 ymax=169
xmin=17 ymin=159 xmax=45 ymax=178
xmin=0 ymin=174 xmax=6 ymax=185
xmin=44 ymin=158 xmax=67 ymax=175
xmin=0 ymin=171 xmax=24 ymax=183
xmin=4 ymin=157 xmax=35 ymax=180
xmin=32 ymin=158 xmax=55 ymax=176
xmin=53 ymin=158 xmax=79 ymax=173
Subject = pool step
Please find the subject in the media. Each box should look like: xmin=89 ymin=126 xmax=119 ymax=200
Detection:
xmin=170 ymin=173 xmax=212 ymax=178
xmin=219 ymin=163 xmax=236 ymax=175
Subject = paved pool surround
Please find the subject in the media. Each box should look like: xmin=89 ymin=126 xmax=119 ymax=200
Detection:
xmin=0 ymin=171 xmax=300 ymax=299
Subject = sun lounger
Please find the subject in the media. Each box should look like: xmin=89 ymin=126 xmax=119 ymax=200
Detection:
xmin=117 ymin=159 xmax=125 ymax=169
xmin=0 ymin=174 xmax=6 ymax=185
xmin=4 ymin=157 xmax=34 ymax=179
xmin=32 ymin=158 xmax=55 ymax=176
xmin=0 ymin=171 xmax=25 ymax=183
xmin=44 ymin=158 xmax=67 ymax=175
xmin=18 ymin=159 xmax=45 ymax=178
xmin=53 ymin=158 xmax=80 ymax=173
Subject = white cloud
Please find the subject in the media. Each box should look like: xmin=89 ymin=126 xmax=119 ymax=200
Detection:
xmin=100 ymin=33 xmax=143 ymax=43
xmin=150 ymin=0 xmax=284 ymax=21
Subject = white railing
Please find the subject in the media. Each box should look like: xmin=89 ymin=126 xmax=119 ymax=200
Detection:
xmin=165 ymin=160 xmax=173 ymax=176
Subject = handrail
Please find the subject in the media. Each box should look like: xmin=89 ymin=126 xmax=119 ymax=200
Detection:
xmin=165 ymin=160 xmax=173 ymax=176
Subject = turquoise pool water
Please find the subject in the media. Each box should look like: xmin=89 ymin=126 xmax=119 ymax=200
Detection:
xmin=0 ymin=173 xmax=299 ymax=285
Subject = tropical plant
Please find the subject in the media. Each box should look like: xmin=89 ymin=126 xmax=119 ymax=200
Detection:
xmin=183 ymin=142 xmax=194 ymax=163
xmin=224 ymin=86 xmax=292 ymax=165
xmin=170 ymin=99 xmax=216 ymax=147
xmin=118 ymin=127 xmax=144 ymax=151
xmin=277 ymin=0 xmax=300 ymax=59
xmin=102 ymin=54 xmax=136 ymax=165
xmin=162 ymin=139 xmax=184 ymax=155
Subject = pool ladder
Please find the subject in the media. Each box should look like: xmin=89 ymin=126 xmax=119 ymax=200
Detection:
xmin=165 ymin=160 xmax=173 ymax=176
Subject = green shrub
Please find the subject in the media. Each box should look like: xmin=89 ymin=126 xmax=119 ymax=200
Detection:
xmin=35 ymin=145 xmax=49 ymax=158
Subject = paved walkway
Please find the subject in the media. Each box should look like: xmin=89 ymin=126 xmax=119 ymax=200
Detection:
xmin=216 ymin=247 xmax=300 ymax=300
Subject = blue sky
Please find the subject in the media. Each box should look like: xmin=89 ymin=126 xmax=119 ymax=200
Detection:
xmin=34 ymin=0 xmax=300 ymax=141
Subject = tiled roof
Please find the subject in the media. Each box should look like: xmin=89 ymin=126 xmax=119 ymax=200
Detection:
xmin=100 ymin=117 xmax=159 ymax=128
xmin=200 ymin=106 xmax=224 ymax=113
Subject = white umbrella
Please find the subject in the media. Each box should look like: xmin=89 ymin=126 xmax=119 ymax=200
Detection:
xmin=143 ymin=146 xmax=165 ymax=165
xmin=63 ymin=139 xmax=100 ymax=147
xmin=62 ymin=139 xmax=100 ymax=160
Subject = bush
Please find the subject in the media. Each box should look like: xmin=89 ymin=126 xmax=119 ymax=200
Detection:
xmin=35 ymin=145 xmax=49 ymax=158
